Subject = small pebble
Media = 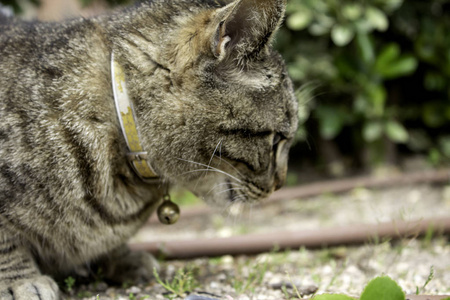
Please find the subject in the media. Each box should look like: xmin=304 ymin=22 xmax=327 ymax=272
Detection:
xmin=269 ymin=280 xmax=318 ymax=296
xmin=209 ymin=281 xmax=220 ymax=289
xmin=166 ymin=264 xmax=176 ymax=277
xmin=221 ymin=255 xmax=234 ymax=265
xmin=126 ymin=286 xmax=141 ymax=294
xmin=216 ymin=273 xmax=227 ymax=282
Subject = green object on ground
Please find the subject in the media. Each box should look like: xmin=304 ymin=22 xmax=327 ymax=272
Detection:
xmin=360 ymin=276 xmax=405 ymax=300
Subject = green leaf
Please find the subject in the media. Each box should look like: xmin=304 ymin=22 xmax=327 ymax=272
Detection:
xmin=367 ymin=85 xmax=387 ymax=117
xmin=285 ymin=0 xmax=304 ymax=14
xmin=375 ymin=44 xmax=400 ymax=71
xmin=365 ymin=6 xmax=389 ymax=31
xmin=331 ymin=24 xmax=355 ymax=46
xmin=429 ymin=148 xmax=441 ymax=166
xmin=287 ymin=64 xmax=306 ymax=81
xmin=313 ymin=294 xmax=356 ymax=300
xmin=385 ymin=121 xmax=409 ymax=143
xmin=363 ymin=121 xmax=383 ymax=142
xmin=316 ymin=106 xmax=347 ymax=139
xmin=379 ymin=56 xmax=418 ymax=79
xmin=309 ymin=23 xmax=330 ymax=36
xmin=382 ymin=0 xmax=404 ymax=12
xmin=356 ymin=32 xmax=375 ymax=64
xmin=360 ymin=276 xmax=405 ymax=300
xmin=342 ymin=4 xmax=363 ymax=21
xmin=375 ymin=44 xmax=418 ymax=79
xmin=286 ymin=10 xmax=313 ymax=31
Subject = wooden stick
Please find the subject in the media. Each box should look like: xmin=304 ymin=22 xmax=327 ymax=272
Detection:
xmin=131 ymin=217 xmax=450 ymax=259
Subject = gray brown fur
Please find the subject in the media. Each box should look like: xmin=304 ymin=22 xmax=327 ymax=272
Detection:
xmin=0 ymin=0 xmax=298 ymax=298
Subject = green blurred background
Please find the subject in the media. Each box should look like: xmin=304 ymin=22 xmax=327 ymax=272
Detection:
xmin=2 ymin=0 xmax=450 ymax=183
xmin=278 ymin=0 xmax=450 ymax=180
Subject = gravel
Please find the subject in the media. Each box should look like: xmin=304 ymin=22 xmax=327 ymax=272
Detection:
xmin=67 ymin=182 xmax=450 ymax=300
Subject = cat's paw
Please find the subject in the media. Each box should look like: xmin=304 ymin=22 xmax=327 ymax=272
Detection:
xmin=104 ymin=250 xmax=159 ymax=284
xmin=0 ymin=275 xmax=59 ymax=300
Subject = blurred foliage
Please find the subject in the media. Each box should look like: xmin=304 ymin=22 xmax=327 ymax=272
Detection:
xmin=277 ymin=0 xmax=450 ymax=169
xmin=171 ymin=189 xmax=201 ymax=207
xmin=0 ymin=0 xmax=39 ymax=14
xmin=3 ymin=0 xmax=450 ymax=171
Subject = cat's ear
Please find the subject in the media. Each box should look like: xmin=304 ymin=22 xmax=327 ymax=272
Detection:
xmin=213 ymin=0 xmax=286 ymax=61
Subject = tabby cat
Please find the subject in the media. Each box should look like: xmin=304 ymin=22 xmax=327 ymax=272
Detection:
xmin=0 ymin=0 xmax=298 ymax=298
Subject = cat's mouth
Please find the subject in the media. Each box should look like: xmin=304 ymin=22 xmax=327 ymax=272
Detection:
xmin=224 ymin=178 xmax=273 ymax=204
xmin=179 ymin=161 xmax=275 ymax=207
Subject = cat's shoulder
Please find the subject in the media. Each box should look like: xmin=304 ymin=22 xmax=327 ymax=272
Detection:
xmin=0 ymin=16 xmax=104 ymax=60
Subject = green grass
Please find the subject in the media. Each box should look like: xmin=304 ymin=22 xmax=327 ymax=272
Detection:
xmin=232 ymin=257 xmax=268 ymax=295
xmin=171 ymin=189 xmax=201 ymax=207
xmin=153 ymin=267 xmax=199 ymax=299
xmin=64 ymin=276 xmax=76 ymax=293
xmin=416 ymin=265 xmax=434 ymax=295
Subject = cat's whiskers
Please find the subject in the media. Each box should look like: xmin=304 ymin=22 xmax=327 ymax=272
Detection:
xmin=206 ymin=181 xmax=242 ymax=196
xmin=194 ymin=139 xmax=223 ymax=189
xmin=213 ymin=154 xmax=244 ymax=178
xmin=208 ymin=139 xmax=223 ymax=170
xmin=295 ymin=81 xmax=320 ymax=105
xmin=232 ymin=194 xmax=247 ymax=204
xmin=174 ymin=168 xmax=241 ymax=183
xmin=176 ymin=158 xmax=242 ymax=183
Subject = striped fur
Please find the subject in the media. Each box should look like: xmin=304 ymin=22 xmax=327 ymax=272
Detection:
xmin=0 ymin=0 xmax=298 ymax=298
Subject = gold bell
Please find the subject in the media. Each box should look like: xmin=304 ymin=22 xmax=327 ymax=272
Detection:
xmin=157 ymin=195 xmax=180 ymax=225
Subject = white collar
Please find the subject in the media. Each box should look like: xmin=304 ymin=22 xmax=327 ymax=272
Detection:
xmin=111 ymin=52 xmax=159 ymax=182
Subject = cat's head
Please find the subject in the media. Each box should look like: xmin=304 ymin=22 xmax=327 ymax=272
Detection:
xmin=128 ymin=0 xmax=298 ymax=208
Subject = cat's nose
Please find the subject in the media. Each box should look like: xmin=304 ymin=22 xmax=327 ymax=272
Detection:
xmin=273 ymin=139 xmax=287 ymax=191
xmin=274 ymin=173 xmax=285 ymax=191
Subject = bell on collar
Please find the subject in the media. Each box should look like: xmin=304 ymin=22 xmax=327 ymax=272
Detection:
xmin=157 ymin=194 xmax=180 ymax=225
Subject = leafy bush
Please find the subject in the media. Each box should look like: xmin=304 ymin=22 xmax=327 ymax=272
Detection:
xmin=278 ymin=0 xmax=450 ymax=171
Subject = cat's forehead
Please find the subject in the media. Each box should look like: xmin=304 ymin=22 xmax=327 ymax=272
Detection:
xmin=212 ymin=69 xmax=297 ymax=135
xmin=232 ymin=89 xmax=296 ymax=135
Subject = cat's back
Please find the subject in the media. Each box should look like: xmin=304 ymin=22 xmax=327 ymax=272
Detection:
xmin=0 ymin=16 xmax=105 ymax=83
xmin=0 ymin=15 xmax=109 ymax=135
xmin=0 ymin=14 xmax=115 ymax=207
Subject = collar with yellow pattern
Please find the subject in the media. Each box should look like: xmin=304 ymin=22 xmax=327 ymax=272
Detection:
xmin=111 ymin=52 xmax=159 ymax=183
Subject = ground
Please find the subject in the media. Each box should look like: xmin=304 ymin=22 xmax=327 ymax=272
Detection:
xmin=67 ymin=180 xmax=450 ymax=300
